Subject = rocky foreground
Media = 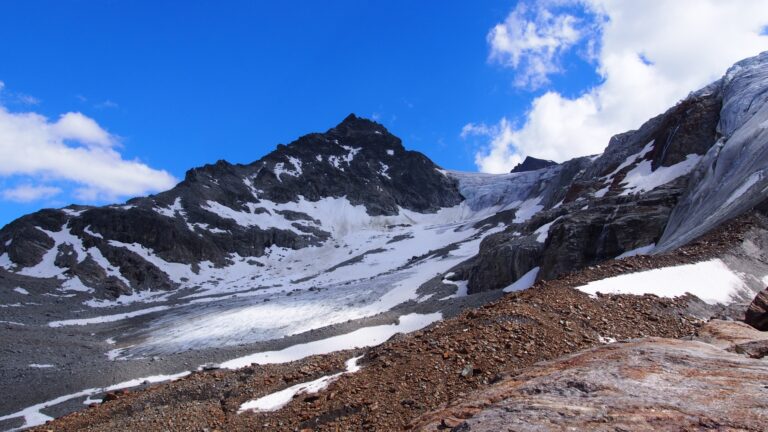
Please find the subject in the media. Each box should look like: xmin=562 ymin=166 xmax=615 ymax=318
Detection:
xmin=27 ymin=213 xmax=768 ymax=431
xmin=29 ymin=288 xmax=698 ymax=432
xmin=413 ymin=321 xmax=768 ymax=431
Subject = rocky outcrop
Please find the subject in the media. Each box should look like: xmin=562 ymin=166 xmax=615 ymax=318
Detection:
xmin=537 ymin=185 xmax=680 ymax=280
xmin=461 ymin=57 xmax=741 ymax=292
xmin=247 ymin=114 xmax=463 ymax=216
xmin=465 ymin=233 xmax=543 ymax=292
xmin=746 ymin=287 xmax=768 ymax=330
xmin=510 ymin=156 xmax=557 ymax=173
xmin=411 ymin=320 xmax=768 ymax=432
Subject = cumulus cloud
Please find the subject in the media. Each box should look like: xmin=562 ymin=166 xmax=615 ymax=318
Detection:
xmin=0 ymin=84 xmax=177 ymax=203
xmin=51 ymin=112 xmax=115 ymax=147
xmin=488 ymin=1 xmax=586 ymax=88
xmin=471 ymin=0 xmax=768 ymax=173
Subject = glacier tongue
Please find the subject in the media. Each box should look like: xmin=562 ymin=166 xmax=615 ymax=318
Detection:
xmin=98 ymin=169 xmax=558 ymax=356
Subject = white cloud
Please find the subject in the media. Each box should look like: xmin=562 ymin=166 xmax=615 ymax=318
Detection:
xmin=95 ymin=100 xmax=119 ymax=109
xmin=463 ymin=119 xmax=524 ymax=173
xmin=0 ymin=86 xmax=177 ymax=202
xmin=2 ymin=185 xmax=62 ymax=202
xmin=16 ymin=94 xmax=41 ymax=106
xmin=50 ymin=112 xmax=115 ymax=147
xmin=460 ymin=122 xmax=494 ymax=138
xmin=472 ymin=0 xmax=768 ymax=173
xmin=488 ymin=1 xmax=585 ymax=88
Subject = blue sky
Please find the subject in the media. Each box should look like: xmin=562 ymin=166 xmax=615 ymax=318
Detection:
xmin=1 ymin=1 xmax=767 ymax=227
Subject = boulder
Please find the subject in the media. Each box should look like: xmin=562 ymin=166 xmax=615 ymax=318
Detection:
xmin=745 ymin=287 xmax=768 ymax=331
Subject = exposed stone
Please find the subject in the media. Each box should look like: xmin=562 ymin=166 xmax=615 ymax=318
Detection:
xmin=412 ymin=334 xmax=768 ymax=431
xmin=745 ymin=287 xmax=768 ymax=330
xmin=731 ymin=339 xmax=768 ymax=359
xmin=510 ymin=157 xmax=557 ymax=173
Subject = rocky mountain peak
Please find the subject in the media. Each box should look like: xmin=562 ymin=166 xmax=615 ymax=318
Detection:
xmin=510 ymin=156 xmax=558 ymax=173
xmin=324 ymin=113 xmax=392 ymax=142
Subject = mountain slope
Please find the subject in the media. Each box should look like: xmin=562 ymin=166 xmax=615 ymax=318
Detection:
xmin=22 ymin=210 xmax=768 ymax=431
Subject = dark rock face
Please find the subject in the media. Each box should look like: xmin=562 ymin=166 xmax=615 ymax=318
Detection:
xmin=745 ymin=287 xmax=768 ymax=331
xmin=2 ymin=210 xmax=65 ymax=267
xmin=647 ymin=93 xmax=721 ymax=170
xmin=510 ymin=157 xmax=558 ymax=173
xmin=537 ymin=186 xmax=680 ymax=280
xmin=246 ymin=114 xmax=463 ymax=216
xmin=466 ymin=234 xmax=543 ymax=292
xmin=462 ymin=86 xmax=725 ymax=293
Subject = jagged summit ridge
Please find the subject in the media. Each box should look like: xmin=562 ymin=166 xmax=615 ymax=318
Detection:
xmin=510 ymin=156 xmax=558 ymax=173
xmin=0 ymin=114 xmax=466 ymax=299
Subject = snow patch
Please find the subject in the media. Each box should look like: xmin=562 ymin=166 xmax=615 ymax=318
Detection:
xmin=60 ymin=276 xmax=93 ymax=293
xmin=503 ymin=267 xmax=540 ymax=293
xmin=0 ymin=320 xmax=25 ymax=326
xmin=620 ymin=154 xmax=702 ymax=195
xmin=220 ymin=312 xmax=441 ymax=369
xmin=273 ymin=157 xmax=303 ymax=181
xmin=60 ymin=208 xmax=85 ymax=217
xmin=605 ymin=141 xmax=655 ymax=179
xmin=379 ymin=162 xmax=391 ymax=179
xmin=83 ymin=225 xmax=103 ymax=239
xmin=328 ymin=146 xmax=361 ymax=171
xmin=85 ymin=246 xmax=130 ymax=287
xmin=0 ymin=371 xmax=190 ymax=431
xmin=202 ymin=201 xmax=306 ymax=234
xmin=48 ymin=305 xmax=171 ymax=327
xmin=0 ymin=252 xmax=12 ymax=270
xmin=441 ymin=277 xmax=469 ymax=300
xmin=575 ymin=259 xmax=750 ymax=305
xmin=19 ymin=225 xmax=88 ymax=278
xmin=534 ymin=218 xmax=560 ymax=243
xmin=598 ymin=335 xmax=617 ymax=344
xmin=105 ymin=348 xmax=125 ymax=361
xmin=724 ymin=171 xmax=763 ymax=207
xmin=238 ymin=356 xmax=362 ymax=413
xmin=155 ymin=197 xmax=183 ymax=218
xmin=514 ymin=197 xmax=543 ymax=223
xmin=13 ymin=287 xmax=29 ymax=295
